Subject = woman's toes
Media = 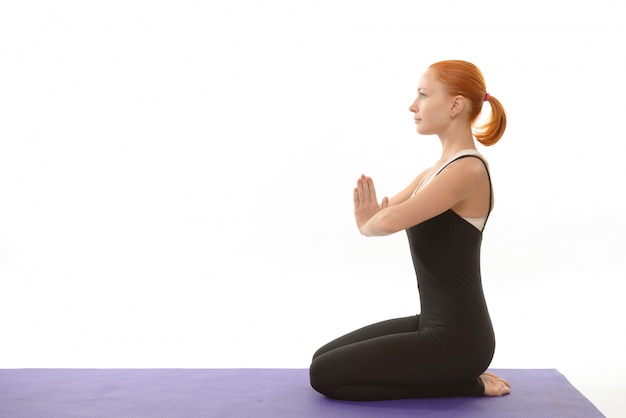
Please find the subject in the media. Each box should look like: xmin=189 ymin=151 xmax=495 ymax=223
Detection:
xmin=481 ymin=373 xmax=511 ymax=397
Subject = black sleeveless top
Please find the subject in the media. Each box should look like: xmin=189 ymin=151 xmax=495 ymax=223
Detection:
xmin=406 ymin=155 xmax=495 ymax=367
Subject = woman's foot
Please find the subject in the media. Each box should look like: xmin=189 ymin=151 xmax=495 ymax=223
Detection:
xmin=480 ymin=372 xmax=511 ymax=396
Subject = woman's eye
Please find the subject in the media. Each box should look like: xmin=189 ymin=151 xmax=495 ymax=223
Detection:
xmin=419 ymin=93 xmax=427 ymax=98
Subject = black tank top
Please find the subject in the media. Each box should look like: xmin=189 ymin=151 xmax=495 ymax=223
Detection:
xmin=406 ymin=155 xmax=495 ymax=360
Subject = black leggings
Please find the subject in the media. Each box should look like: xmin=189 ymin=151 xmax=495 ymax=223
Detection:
xmin=309 ymin=315 xmax=485 ymax=401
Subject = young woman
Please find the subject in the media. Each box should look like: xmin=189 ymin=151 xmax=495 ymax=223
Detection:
xmin=309 ymin=60 xmax=511 ymax=400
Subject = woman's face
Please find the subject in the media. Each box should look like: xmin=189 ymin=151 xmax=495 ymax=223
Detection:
xmin=409 ymin=69 xmax=453 ymax=136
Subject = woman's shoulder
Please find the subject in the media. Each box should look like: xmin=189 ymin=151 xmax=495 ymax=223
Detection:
xmin=440 ymin=154 xmax=489 ymax=181
xmin=444 ymin=149 xmax=488 ymax=167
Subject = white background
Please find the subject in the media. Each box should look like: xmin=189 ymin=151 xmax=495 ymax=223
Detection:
xmin=1 ymin=0 xmax=625 ymax=416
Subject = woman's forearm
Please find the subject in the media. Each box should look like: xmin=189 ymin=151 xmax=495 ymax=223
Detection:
xmin=359 ymin=209 xmax=395 ymax=237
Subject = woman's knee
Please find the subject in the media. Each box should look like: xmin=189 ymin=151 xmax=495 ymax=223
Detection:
xmin=309 ymin=357 xmax=335 ymax=398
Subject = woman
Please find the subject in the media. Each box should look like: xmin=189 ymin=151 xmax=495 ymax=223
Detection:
xmin=309 ymin=60 xmax=511 ymax=400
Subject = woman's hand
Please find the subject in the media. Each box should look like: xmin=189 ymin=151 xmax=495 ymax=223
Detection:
xmin=353 ymin=174 xmax=388 ymax=232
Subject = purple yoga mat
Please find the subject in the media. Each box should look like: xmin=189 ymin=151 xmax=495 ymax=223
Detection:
xmin=0 ymin=368 xmax=604 ymax=417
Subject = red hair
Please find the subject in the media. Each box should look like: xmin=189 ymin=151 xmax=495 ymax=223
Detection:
xmin=428 ymin=60 xmax=506 ymax=146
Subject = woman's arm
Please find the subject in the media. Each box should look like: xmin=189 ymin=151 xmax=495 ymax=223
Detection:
xmin=358 ymin=158 xmax=487 ymax=236
xmin=387 ymin=168 xmax=430 ymax=206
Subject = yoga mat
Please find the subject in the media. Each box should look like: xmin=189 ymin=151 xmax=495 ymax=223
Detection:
xmin=0 ymin=368 xmax=604 ymax=417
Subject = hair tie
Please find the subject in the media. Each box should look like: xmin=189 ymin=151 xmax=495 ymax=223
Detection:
xmin=484 ymin=93 xmax=490 ymax=102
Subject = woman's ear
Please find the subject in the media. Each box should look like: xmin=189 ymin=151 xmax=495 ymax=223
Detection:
xmin=450 ymin=95 xmax=466 ymax=118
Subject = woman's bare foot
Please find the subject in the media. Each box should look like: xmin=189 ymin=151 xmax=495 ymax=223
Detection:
xmin=480 ymin=372 xmax=511 ymax=396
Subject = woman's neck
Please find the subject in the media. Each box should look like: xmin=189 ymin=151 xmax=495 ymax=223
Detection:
xmin=438 ymin=124 xmax=476 ymax=161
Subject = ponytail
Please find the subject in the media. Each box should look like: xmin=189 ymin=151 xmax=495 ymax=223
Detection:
xmin=428 ymin=60 xmax=507 ymax=146
xmin=474 ymin=94 xmax=506 ymax=146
